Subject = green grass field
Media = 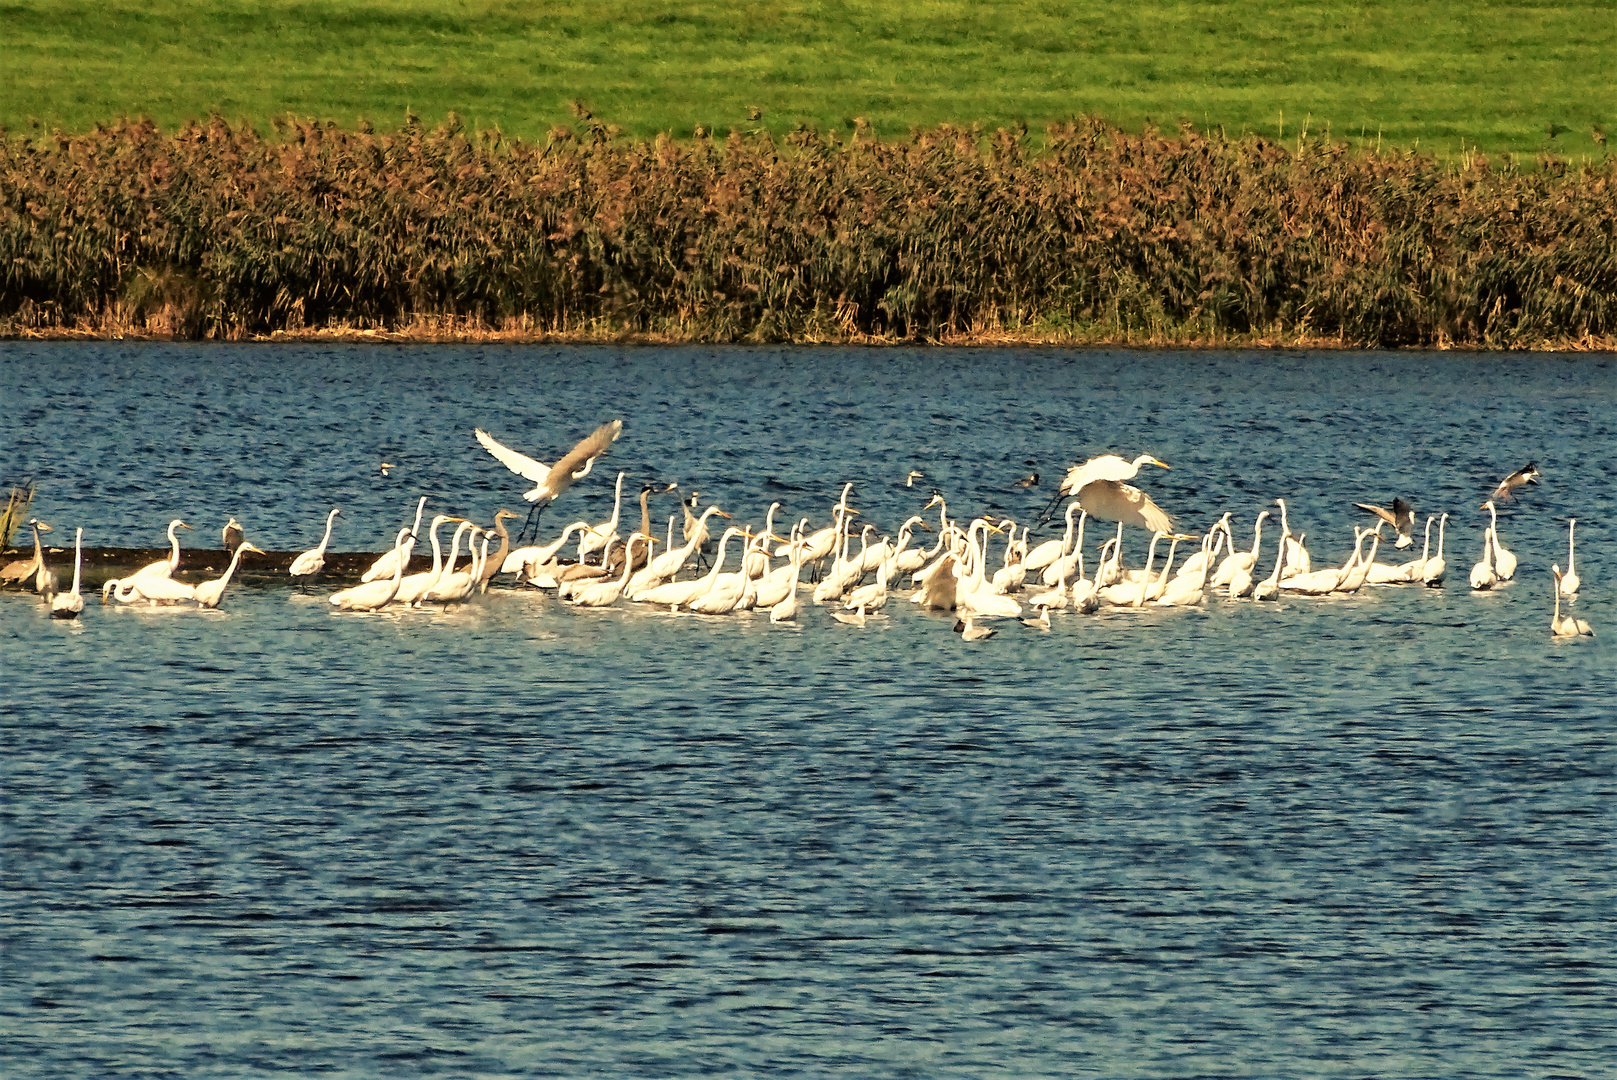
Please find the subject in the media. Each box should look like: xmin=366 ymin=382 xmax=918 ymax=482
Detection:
xmin=2 ymin=0 xmax=1613 ymax=157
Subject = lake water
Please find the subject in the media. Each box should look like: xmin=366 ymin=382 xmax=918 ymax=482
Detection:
xmin=2 ymin=343 xmax=1613 ymax=1077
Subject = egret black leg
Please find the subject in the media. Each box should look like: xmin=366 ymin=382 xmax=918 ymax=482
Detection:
xmin=1037 ymin=489 xmax=1064 ymax=525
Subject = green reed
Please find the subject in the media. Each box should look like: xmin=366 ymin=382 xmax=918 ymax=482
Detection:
xmin=2 ymin=115 xmax=1614 ymax=347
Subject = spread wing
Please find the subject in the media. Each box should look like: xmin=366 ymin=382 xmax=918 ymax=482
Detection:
xmin=475 ymin=428 xmax=550 ymax=483
xmin=547 ymin=420 xmax=623 ymax=487
xmin=1060 ymin=455 xmax=1130 ymax=495
xmin=1077 ymin=480 xmax=1175 ymax=533
xmin=1355 ymin=502 xmax=1398 ymax=528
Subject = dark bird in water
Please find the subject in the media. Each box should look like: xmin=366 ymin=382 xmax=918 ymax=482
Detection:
xmin=1016 ymin=472 xmax=1040 ymax=488
xmin=222 ymin=516 xmax=245 ymax=555
xmin=954 ymin=614 xmax=997 ymax=641
xmin=1354 ymin=498 xmax=1415 ymax=548
xmin=1485 ymin=462 xmax=1540 ymax=507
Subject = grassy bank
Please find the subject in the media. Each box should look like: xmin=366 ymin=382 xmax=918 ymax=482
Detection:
xmin=3 ymin=116 xmax=1615 ymax=348
xmin=2 ymin=1 xmax=1614 ymax=160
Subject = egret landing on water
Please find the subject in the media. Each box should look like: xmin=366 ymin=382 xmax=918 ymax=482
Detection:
xmin=1485 ymin=462 xmax=1539 ymax=506
xmin=475 ymin=420 xmax=623 ymax=541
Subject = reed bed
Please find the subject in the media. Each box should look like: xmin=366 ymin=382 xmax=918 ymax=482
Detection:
xmin=2 ymin=115 xmax=1614 ymax=347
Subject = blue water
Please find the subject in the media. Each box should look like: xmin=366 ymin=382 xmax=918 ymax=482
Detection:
xmin=2 ymin=344 xmax=1614 ymax=1077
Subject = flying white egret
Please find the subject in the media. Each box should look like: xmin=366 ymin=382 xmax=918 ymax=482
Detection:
xmin=1551 ymin=566 xmax=1594 ymax=636
xmin=362 ymin=498 xmax=426 ymax=582
xmin=196 ymin=543 xmax=264 ymax=609
xmin=49 ymin=528 xmax=85 ymax=619
xmin=1560 ymin=519 xmax=1582 ymax=597
xmin=331 ymin=529 xmax=415 ymax=611
xmin=475 ymin=420 xmax=623 ymax=506
xmin=289 ymin=508 xmax=340 ymax=585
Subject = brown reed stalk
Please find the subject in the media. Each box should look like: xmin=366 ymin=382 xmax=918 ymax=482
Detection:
xmin=1 ymin=114 xmax=1613 ymax=347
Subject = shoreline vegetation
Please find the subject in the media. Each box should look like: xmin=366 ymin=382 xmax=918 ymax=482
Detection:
xmin=3 ymin=114 xmax=1615 ymax=350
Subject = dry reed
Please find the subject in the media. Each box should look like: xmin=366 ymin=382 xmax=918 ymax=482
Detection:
xmin=2 ymin=114 xmax=1614 ymax=347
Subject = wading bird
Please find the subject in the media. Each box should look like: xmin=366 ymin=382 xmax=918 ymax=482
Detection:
xmin=1551 ymin=566 xmax=1594 ymax=637
xmin=1482 ymin=500 xmax=1517 ymax=580
xmin=289 ymin=508 xmax=340 ymax=586
xmin=196 ymin=543 xmax=264 ymax=609
xmin=331 ymin=529 xmax=415 ymax=611
xmin=222 ymin=517 xmax=244 ymax=556
xmin=362 ymin=498 xmax=426 ymax=582
xmin=1560 ymin=519 xmax=1582 ymax=597
xmin=1 ymin=517 xmax=50 ymax=588
xmin=49 ymin=527 xmax=85 ymax=619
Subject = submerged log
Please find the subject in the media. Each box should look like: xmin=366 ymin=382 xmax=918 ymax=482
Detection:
xmin=0 ymin=547 xmax=440 ymax=592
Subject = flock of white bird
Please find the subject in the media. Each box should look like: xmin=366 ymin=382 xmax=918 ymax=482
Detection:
xmin=1 ymin=428 xmax=1596 ymax=641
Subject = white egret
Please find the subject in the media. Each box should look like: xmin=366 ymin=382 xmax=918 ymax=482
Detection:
xmin=1252 ymin=531 xmax=1287 ymax=602
xmin=1093 ymin=523 xmax=1125 ymax=587
xmin=632 ymin=507 xmax=729 ymax=596
xmin=133 ymin=519 xmax=193 ymax=580
xmin=769 ymin=521 xmax=810 ymax=623
xmin=1175 ymin=515 xmax=1228 ymax=579
xmin=289 ymin=507 xmax=340 ymax=585
xmin=1273 ymin=500 xmax=1311 ymax=577
xmin=1025 ymin=502 xmax=1080 ymax=573
xmin=362 ymin=498 xmax=426 ymax=582
xmin=571 ymin=535 xmax=650 ymax=607
xmin=579 ymin=471 xmax=627 ymax=563
xmin=814 ymin=522 xmax=871 ymax=603
xmin=1212 ymin=510 xmax=1267 ymax=588
xmin=395 ymin=515 xmax=460 ymax=605
xmin=1551 ymin=566 xmax=1594 ymax=636
xmin=885 ymin=516 xmax=935 ymax=578
xmin=1560 ymin=519 xmax=1582 ymax=597
xmin=1041 ymin=508 xmax=1089 ymax=587
xmin=506 ymin=520 xmax=591 ymax=580
xmin=49 ymin=527 xmax=85 ymax=619
xmin=1469 ymin=527 xmax=1500 ymax=591
xmin=1100 ymin=532 xmax=1167 ymax=607
xmin=1282 ymin=528 xmax=1370 ymax=595
xmin=842 ymin=560 xmax=890 ymax=616
xmin=112 ymin=574 xmax=197 ymax=606
xmin=331 ymin=529 xmax=415 ymax=611
xmin=1057 ymin=454 xmax=1174 ymax=533
xmin=1482 ymin=501 xmax=1517 ymax=580
xmin=756 ymin=520 xmax=809 ymax=610
xmin=953 ymin=522 xmax=1022 ymax=619
xmin=474 ymin=420 xmax=623 ymax=506
xmin=638 ymin=526 xmax=745 ymax=610
xmin=1423 ymin=514 xmax=1448 ymax=587
xmin=1156 ymin=534 xmax=1214 ymax=607
xmin=195 ymin=543 xmax=264 ymax=609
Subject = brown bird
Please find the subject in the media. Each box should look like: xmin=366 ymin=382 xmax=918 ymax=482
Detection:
xmin=222 ymin=516 xmax=244 ymax=555
xmin=476 ymin=509 xmax=520 ymax=592
xmin=1016 ymin=473 xmax=1040 ymax=488
xmin=1354 ymin=498 xmax=1415 ymax=548
xmin=0 ymin=518 xmax=51 ymax=588
xmin=1484 ymin=462 xmax=1540 ymax=507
